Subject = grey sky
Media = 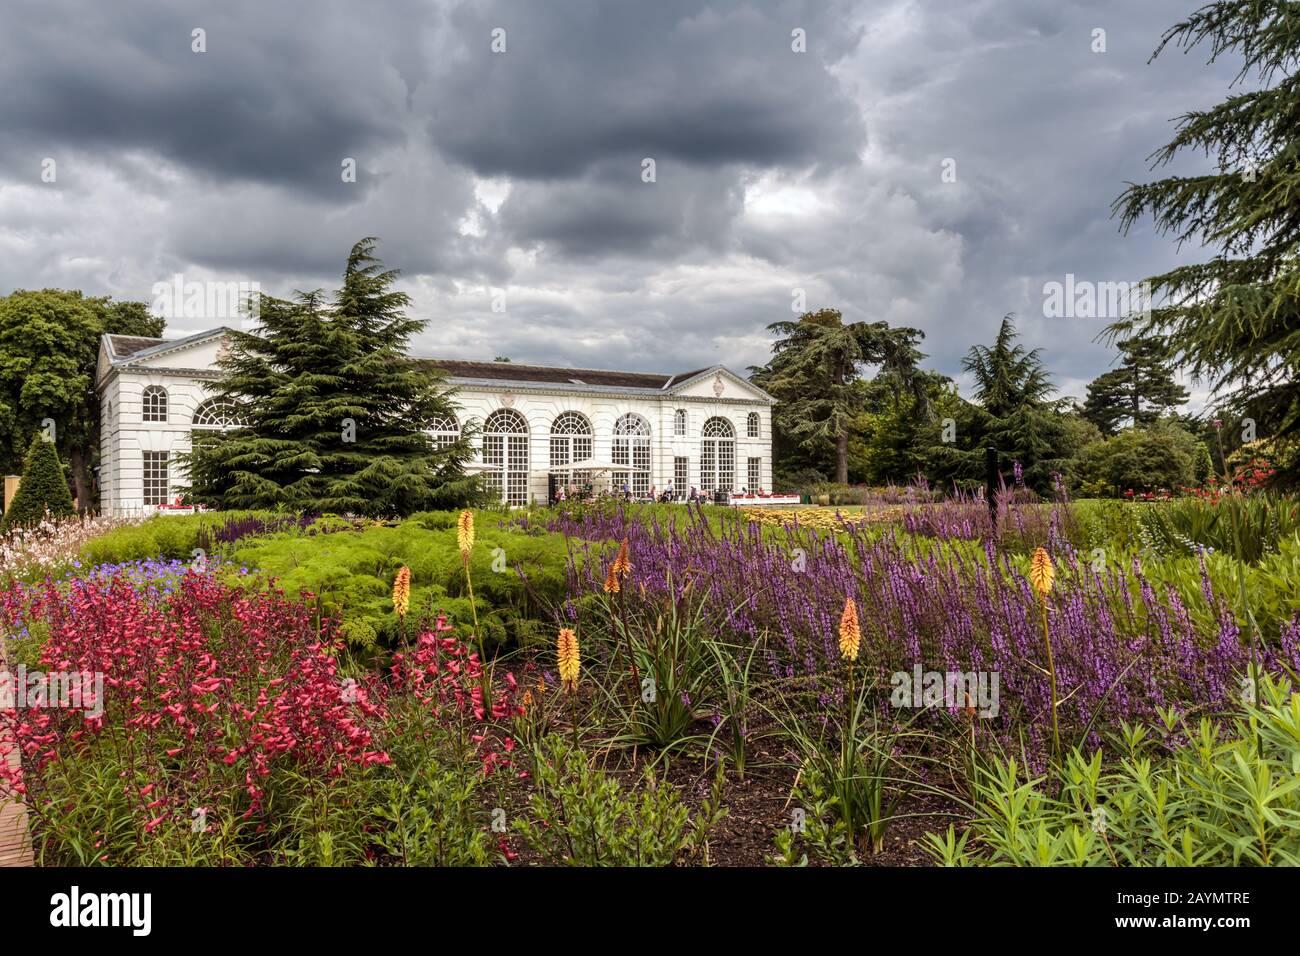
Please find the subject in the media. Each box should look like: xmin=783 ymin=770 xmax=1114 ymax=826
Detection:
xmin=0 ymin=0 xmax=1244 ymax=404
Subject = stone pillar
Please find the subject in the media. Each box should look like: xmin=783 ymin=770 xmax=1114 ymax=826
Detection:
xmin=3 ymin=476 xmax=18 ymax=512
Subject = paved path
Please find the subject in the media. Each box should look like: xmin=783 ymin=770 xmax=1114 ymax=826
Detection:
xmin=0 ymin=636 xmax=34 ymax=866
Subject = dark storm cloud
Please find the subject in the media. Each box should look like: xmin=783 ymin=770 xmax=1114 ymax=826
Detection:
xmin=498 ymin=159 xmax=746 ymax=257
xmin=0 ymin=1 xmax=427 ymax=196
xmin=425 ymin=0 xmax=865 ymax=179
xmin=0 ymin=0 xmax=1256 ymax=400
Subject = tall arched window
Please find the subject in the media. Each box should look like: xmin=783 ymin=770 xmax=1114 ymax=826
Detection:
xmin=613 ymin=413 xmax=652 ymax=498
xmin=674 ymin=408 xmax=688 ymax=437
xmin=142 ymin=385 xmax=168 ymax=423
xmin=700 ymin=417 xmax=735 ymax=493
xmin=483 ymin=409 xmax=530 ymax=506
xmin=431 ymin=413 xmax=460 ymax=450
xmin=747 ymin=412 xmax=761 ymax=438
xmin=550 ymin=411 xmax=593 ymax=488
xmin=192 ymin=399 xmax=243 ymax=431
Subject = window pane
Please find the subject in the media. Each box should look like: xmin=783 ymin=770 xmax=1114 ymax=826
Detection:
xmin=143 ymin=451 xmax=170 ymax=506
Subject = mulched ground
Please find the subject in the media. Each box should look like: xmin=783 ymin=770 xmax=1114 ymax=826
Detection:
xmin=492 ymin=735 xmax=963 ymax=867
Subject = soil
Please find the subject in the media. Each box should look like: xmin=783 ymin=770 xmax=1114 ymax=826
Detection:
xmin=492 ymin=733 xmax=962 ymax=867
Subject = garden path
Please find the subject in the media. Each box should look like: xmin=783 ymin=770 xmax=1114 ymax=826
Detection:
xmin=0 ymin=635 xmax=33 ymax=866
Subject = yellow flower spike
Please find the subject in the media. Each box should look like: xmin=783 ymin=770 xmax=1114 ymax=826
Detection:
xmin=392 ymin=566 xmax=411 ymax=619
xmin=457 ymin=509 xmax=475 ymax=561
xmin=838 ymin=597 xmax=860 ymax=662
xmin=603 ymin=565 xmax=620 ymax=594
xmin=1029 ymin=547 xmax=1055 ymax=597
xmin=557 ymin=628 xmax=581 ymax=693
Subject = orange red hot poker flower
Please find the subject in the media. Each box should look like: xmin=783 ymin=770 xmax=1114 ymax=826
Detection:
xmin=556 ymin=628 xmax=581 ymax=692
xmin=392 ymin=566 xmax=411 ymax=619
xmin=457 ymin=510 xmax=475 ymax=560
xmin=1029 ymin=547 xmax=1055 ymax=598
xmin=838 ymin=596 xmax=860 ymax=662
xmin=603 ymin=565 xmax=620 ymax=594
xmin=612 ymin=538 xmax=631 ymax=578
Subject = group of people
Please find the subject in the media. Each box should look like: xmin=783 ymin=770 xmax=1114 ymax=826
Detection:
xmin=551 ymin=479 xmax=765 ymax=505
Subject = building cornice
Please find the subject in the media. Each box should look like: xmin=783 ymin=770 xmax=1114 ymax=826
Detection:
xmin=448 ymin=378 xmax=772 ymax=406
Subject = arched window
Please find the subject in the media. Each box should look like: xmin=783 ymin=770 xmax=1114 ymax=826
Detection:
xmin=550 ymin=411 xmax=593 ymax=488
xmin=142 ymin=386 xmax=168 ymax=423
xmin=674 ymin=408 xmax=688 ymax=437
xmin=192 ymin=399 xmax=243 ymax=431
xmin=700 ymin=417 xmax=735 ymax=493
xmin=613 ymin=413 xmax=652 ymax=498
xmin=483 ymin=409 xmax=530 ymax=506
xmin=431 ymin=413 xmax=460 ymax=450
xmin=747 ymin=412 xmax=761 ymax=439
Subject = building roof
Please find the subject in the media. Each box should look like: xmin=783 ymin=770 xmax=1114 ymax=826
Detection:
xmin=423 ymin=359 xmax=712 ymax=390
xmin=100 ymin=329 xmax=772 ymax=401
xmin=105 ymin=334 xmax=168 ymax=359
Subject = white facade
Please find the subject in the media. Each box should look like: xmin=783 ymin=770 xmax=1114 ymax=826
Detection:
xmin=95 ymin=328 xmax=775 ymax=513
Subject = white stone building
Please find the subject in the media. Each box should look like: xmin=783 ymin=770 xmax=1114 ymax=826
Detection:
xmin=95 ymin=327 xmax=775 ymax=513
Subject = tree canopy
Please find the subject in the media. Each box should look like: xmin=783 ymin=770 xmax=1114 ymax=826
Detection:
xmin=954 ymin=315 xmax=1069 ymax=492
xmin=1083 ymin=335 xmax=1190 ymax=435
xmin=185 ymin=238 xmax=483 ymax=516
xmin=0 ymin=289 xmax=161 ymax=506
xmin=751 ymin=309 xmax=927 ymax=484
xmin=1111 ymin=0 xmax=1300 ymax=484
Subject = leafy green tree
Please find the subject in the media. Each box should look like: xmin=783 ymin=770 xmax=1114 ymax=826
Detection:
xmin=1 ymin=435 xmax=76 ymax=532
xmin=952 ymin=315 xmax=1069 ymax=492
xmin=1083 ymin=335 xmax=1189 ymax=435
xmin=849 ymin=372 xmax=959 ymax=485
xmin=1056 ymin=409 xmax=1106 ymax=491
xmin=1078 ymin=423 xmax=1198 ymax=495
xmin=1112 ymin=2 xmax=1300 ymax=484
xmin=751 ymin=309 xmax=927 ymax=483
xmin=186 ymin=238 xmax=484 ymax=516
xmin=0 ymin=290 xmax=161 ymax=507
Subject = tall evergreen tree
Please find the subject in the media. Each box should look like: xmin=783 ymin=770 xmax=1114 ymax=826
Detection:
xmin=1112 ymin=1 xmax=1300 ymax=484
xmin=186 ymin=238 xmax=483 ymax=515
xmin=1 ymin=434 xmax=76 ymax=532
xmin=955 ymin=315 xmax=1068 ymax=492
xmin=1082 ymin=335 xmax=1190 ymax=434
xmin=751 ymin=308 xmax=926 ymax=484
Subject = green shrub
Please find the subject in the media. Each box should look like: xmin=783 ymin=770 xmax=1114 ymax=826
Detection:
xmin=1 ymin=435 xmax=75 ymax=531
xmin=224 ymin=511 xmax=573 ymax=654
xmin=1078 ymin=424 xmax=1198 ymax=495
xmin=514 ymin=736 xmax=726 ymax=866
xmin=79 ymin=510 xmax=293 ymax=565
xmin=924 ymin=675 xmax=1300 ymax=866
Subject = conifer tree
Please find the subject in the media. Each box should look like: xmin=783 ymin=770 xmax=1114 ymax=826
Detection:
xmin=751 ymin=309 xmax=926 ymax=483
xmin=955 ymin=315 xmax=1068 ymax=492
xmin=1083 ymin=335 xmax=1190 ymax=435
xmin=1113 ymin=2 xmax=1300 ymax=483
xmin=1 ymin=434 xmax=76 ymax=532
xmin=185 ymin=238 xmax=483 ymax=515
